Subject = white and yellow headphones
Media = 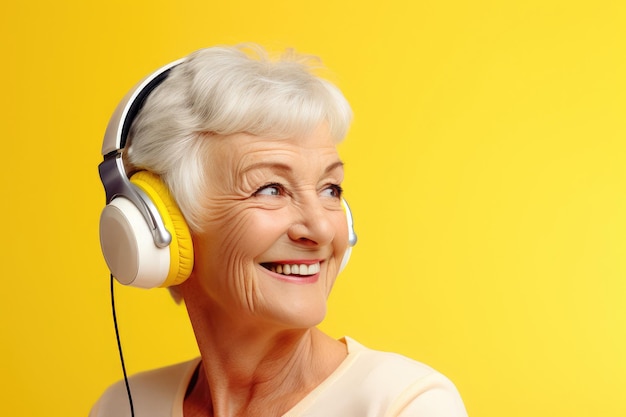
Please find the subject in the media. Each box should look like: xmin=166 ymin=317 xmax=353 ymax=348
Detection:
xmin=98 ymin=59 xmax=356 ymax=289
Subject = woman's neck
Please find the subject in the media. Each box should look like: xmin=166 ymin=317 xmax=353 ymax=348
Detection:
xmin=182 ymin=301 xmax=347 ymax=417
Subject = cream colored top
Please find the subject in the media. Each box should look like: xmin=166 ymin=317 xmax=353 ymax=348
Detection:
xmin=90 ymin=337 xmax=468 ymax=417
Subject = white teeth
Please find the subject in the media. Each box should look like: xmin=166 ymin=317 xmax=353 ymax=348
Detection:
xmin=308 ymin=263 xmax=321 ymax=274
xmin=269 ymin=262 xmax=320 ymax=276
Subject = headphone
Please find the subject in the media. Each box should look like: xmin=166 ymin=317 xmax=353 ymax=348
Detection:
xmin=98 ymin=58 xmax=357 ymax=289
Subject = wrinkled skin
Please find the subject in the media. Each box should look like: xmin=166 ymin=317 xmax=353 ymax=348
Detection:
xmin=181 ymin=123 xmax=349 ymax=334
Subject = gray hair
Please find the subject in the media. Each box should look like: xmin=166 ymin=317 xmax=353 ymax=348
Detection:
xmin=125 ymin=44 xmax=353 ymax=232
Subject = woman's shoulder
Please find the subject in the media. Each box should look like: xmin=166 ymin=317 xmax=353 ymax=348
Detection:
xmin=89 ymin=358 xmax=200 ymax=417
xmin=292 ymin=337 xmax=468 ymax=416
xmin=343 ymin=336 xmax=441 ymax=380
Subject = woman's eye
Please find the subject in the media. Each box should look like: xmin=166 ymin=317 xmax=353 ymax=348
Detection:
xmin=321 ymin=184 xmax=343 ymax=198
xmin=254 ymin=183 xmax=283 ymax=197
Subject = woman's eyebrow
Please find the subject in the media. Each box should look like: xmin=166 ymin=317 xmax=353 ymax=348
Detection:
xmin=324 ymin=161 xmax=345 ymax=175
xmin=240 ymin=161 xmax=293 ymax=176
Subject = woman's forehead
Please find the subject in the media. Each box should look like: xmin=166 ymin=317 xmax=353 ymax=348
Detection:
xmin=201 ymin=131 xmax=342 ymax=187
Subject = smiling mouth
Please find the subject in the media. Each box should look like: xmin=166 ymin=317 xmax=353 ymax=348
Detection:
xmin=261 ymin=262 xmax=321 ymax=276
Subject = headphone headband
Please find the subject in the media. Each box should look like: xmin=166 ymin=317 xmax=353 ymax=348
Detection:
xmin=101 ymin=59 xmax=185 ymax=156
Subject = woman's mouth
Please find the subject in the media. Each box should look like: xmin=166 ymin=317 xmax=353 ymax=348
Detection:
xmin=261 ymin=262 xmax=321 ymax=276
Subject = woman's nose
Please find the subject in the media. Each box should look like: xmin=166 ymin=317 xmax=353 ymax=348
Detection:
xmin=287 ymin=197 xmax=336 ymax=247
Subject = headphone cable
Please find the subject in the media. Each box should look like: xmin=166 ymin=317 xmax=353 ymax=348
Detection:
xmin=110 ymin=273 xmax=135 ymax=417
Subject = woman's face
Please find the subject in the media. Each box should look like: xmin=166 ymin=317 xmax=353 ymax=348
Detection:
xmin=186 ymin=124 xmax=349 ymax=330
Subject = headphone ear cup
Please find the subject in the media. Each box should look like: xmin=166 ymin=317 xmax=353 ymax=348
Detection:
xmin=338 ymin=246 xmax=352 ymax=274
xmin=100 ymin=197 xmax=171 ymax=288
xmin=339 ymin=198 xmax=356 ymax=274
xmin=129 ymin=171 xmax=194 ymax=287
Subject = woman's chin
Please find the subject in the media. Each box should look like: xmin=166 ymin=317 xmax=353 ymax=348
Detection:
xmin=252 ymin=293 xmax=328 ymax=331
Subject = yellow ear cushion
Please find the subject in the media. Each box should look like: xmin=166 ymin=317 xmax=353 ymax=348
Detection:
xmin=130 ymin=171 xmax=194 ymax=287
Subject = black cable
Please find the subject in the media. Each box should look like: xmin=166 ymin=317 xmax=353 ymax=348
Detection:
xmin=110 ymin=274 xmax=135 ymax=417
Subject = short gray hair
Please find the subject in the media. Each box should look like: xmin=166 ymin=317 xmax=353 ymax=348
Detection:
xmin=125 ymin=44 xmax=353 ymax=232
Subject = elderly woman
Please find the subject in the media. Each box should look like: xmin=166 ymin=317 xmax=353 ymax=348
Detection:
xmin=92 ymin=45 xmax=468 ymax=417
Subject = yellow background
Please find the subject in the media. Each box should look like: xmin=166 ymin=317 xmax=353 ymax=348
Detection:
xmin=2 ymin=1 xmax=625 ymax=416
